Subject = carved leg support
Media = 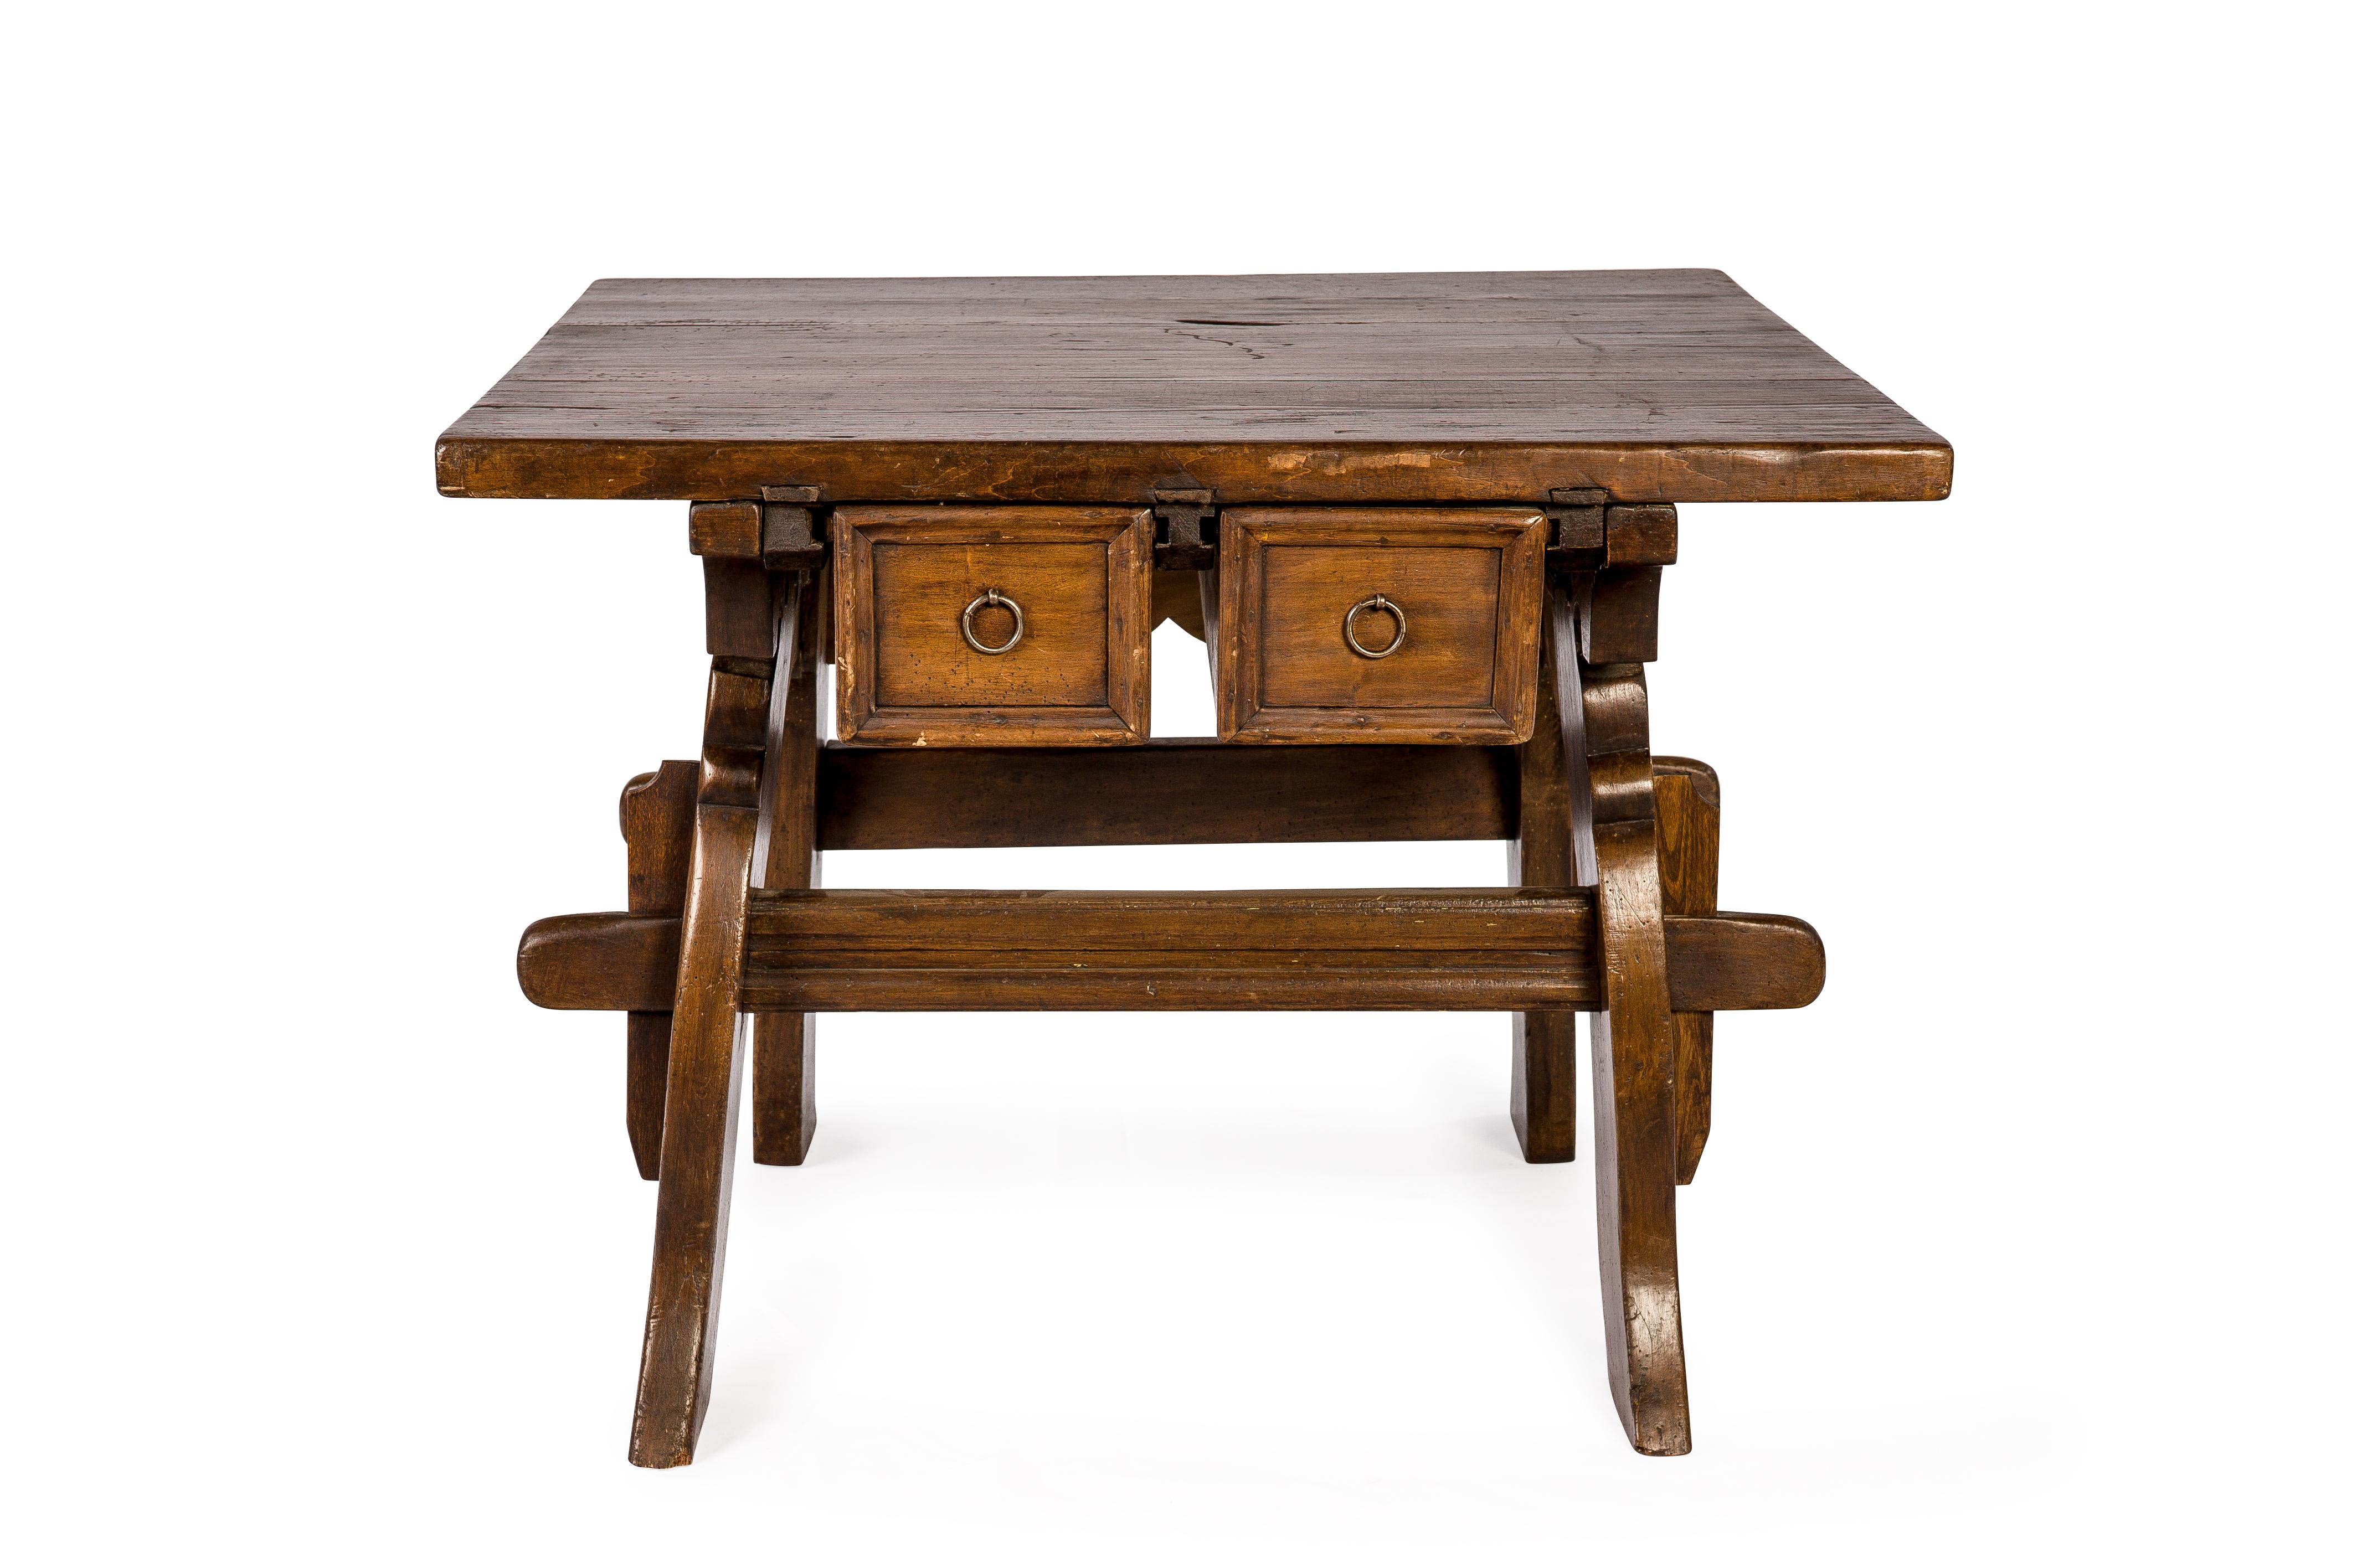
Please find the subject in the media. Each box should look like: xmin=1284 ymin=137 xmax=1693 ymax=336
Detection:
xmin=629 ymin=582 xmax=799 ymax=1468
xmin=752 ymin=575 xmax=824 ymax=1165
xmin=1511 ymin=627 xmax=1579 ymax=1162
xmin=1654 ymin=759 xmax=1720 ymax=1184
xmin=1558 ymin=555 xmax=1691 ymax=1456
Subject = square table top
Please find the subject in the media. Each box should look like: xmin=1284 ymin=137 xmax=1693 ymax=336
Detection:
xmin=436 ymin=271 xmax=1949 ymax=507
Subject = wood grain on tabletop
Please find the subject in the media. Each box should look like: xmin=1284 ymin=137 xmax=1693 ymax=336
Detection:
xmin=436 ymin=271 xmax=1951 ymax=505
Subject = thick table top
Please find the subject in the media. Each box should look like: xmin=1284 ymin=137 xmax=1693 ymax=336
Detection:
xmin=436 ymin=271 xmax=1949 ymax=506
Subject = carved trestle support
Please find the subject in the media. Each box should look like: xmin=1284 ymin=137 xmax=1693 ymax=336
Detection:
xmin=1548 ymin=503 xmax=1697 ymax=1453
xmin=629 ymin=566 xmax=809 ymax=1469
xmin=591 ymin=495 xmax=1785 ymax=1462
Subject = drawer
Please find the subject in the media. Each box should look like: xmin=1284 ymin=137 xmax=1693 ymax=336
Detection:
xmin=834 ymin=506 xmax=1154 ymax=745
xmin=1212 ymin=508 xmax=1546 ymax=744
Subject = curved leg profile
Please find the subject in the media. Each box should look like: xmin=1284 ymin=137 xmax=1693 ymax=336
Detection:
xmin=629 ymin=581 xmax=800 ymax=1468
xmin=1556 ymin=575 xmax=1691 ymax=1455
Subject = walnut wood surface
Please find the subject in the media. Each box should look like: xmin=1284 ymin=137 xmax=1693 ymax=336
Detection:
xmin=743 ymin=887 xmax=1597 ymax=1014
xmin=1654 ymin=760 xmax=1722 ymax=1185
xmin=702 ymin=558 xmax=776 ymax=659
xmin=834 ymin=507 xmax=1151 ymax=745
xmin=630 ymin=596 xmax=792 ymax=1469
xmin=1216 ymin=509 xmax=1545 ymax=744
xmin=1579 ymin=566 xmax=1664 ymax=666
xmin=817 ymin=738 xmax=1517 ymax=849
xmin=517 ymin=901 xmax=1821 ymax=1015
xmin=687 ymin=501 xmax=764 ymax=559
xmin=437 ymin=272 xmax=1949 ymax=506
xmin=751 ymin=575 xmax=824 ymax=1167
xmin=1152 ymin=570 xmax=1206 ymax=639
xmin=1510 ymin=627 xmax=1579 ymax=1162
xmin=620 ymin=761 xmax=697 ymax=1182
xmin=1556 ymin=581 xmax=1690 ymax=1456
xmin=751 ymin=886 xmax=1584 ymax=947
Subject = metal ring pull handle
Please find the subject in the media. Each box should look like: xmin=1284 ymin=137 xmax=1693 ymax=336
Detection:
xmin=1342 ymin=594 xmax=1407 ymax=659
xmin=960 ymin=587 xmax=1026 ymax=655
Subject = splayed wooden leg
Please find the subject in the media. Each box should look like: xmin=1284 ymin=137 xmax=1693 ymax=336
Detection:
xmin=629 ymin=583 xmax=798 ymax=1468
xmin=1557 ymin=574 xmax=1691 ymax=1456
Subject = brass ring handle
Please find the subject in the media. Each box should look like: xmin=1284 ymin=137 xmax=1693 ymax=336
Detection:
xmin=1342 ymin=594 xmax=1407 ymax=659
xmin=960 ymin=587 xmax=1026 ymax=655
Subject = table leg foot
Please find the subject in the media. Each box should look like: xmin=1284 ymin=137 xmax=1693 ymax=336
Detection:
xmin=751 ymin=1013 xmax=816 ymax=1165
xmin=1511 ymin=1015 xmax=1580 ymax=1162
xmin=1557 ymin=580 xmax=1691 ymax=1456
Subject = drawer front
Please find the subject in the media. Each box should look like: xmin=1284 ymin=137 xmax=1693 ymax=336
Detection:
xmin=1214 ymin=508 xmax=1546 ymax=744
xmin=835 ymin=506 xmax=1153 ymax=745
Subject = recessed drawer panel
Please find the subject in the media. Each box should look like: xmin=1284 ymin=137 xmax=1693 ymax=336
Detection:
xmin=1214 ymin=508 xmax=1546 ymax=744
xmin=836 ymin=506 xmax=1153 ymax=745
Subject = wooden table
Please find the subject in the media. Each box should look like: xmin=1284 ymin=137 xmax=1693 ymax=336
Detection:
xmin=441 ymin=271 xmax=1950 ymax=1466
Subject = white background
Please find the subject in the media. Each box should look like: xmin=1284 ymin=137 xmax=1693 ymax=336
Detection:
xmin=5 ymin=2 xmax=2350 ymax=1562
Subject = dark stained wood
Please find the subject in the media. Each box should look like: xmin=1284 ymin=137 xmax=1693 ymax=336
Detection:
xmin=1556 ymin=580 xmax=1690 ymax=1456
xmin=759 ymin=504 xmax=825 ymax=569
xmin=1152 ymin=570 xmax=1206 ymax=639
xmin=625 ymin=1014 xmax=671 ymax=1184
xmin=702 ymin=556 xmax=775 ymax=659
xmin=752 ymin=575 xmax=824 ymax=1167
xmin=746 ymin=961 xmax=1593 ymax=1013
xmin=624 ymin=763 xmax=699 ymax=912
xmin=518 ymin=900 xmax=1820 ymax=1016
xmin=631 ymin=596 xmax=790 ymax=1469
xmin=687 ymin=501 xmax=763 ymax=559
xmin=817 ymin=737 xmax=1516 ymax=849
xmin=1152 ymin=491 xmax=1218 ymax=572
xmin=1603 ymin=505 xmax=1679 ymax=568
xmin=436 ymin=272 xmax=1952 ymax=506
xmin=1551 ymin=505 xmax=1607 ymax=556
xmin=1580 ymin=567 xmax=1664 ymax=666
xmin=1668 ymin=912 xmax=1818 ymax=1012
xmin=1655 ymin=759 xmax=1722 ymax=1186
xmin=621 ymin=760 xmax=698 ymax=1180
xmin=1510 ymin=625 xmax=1579 ymax=1163
xmin=833 ymin=507 xmax=1152 ymax=745
xmin=744 ymin=888 xmax=1592 ymax=1012
xmin=467 ymin=267 xmax=1898 ymax=1466
xmin=751 ymin=886 xmax=1587 ymax=950
xmin=1216 ymin=509 xmax=1546 ymax=744
xmin=519 ymin=911 xmax=680 ymax=1010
